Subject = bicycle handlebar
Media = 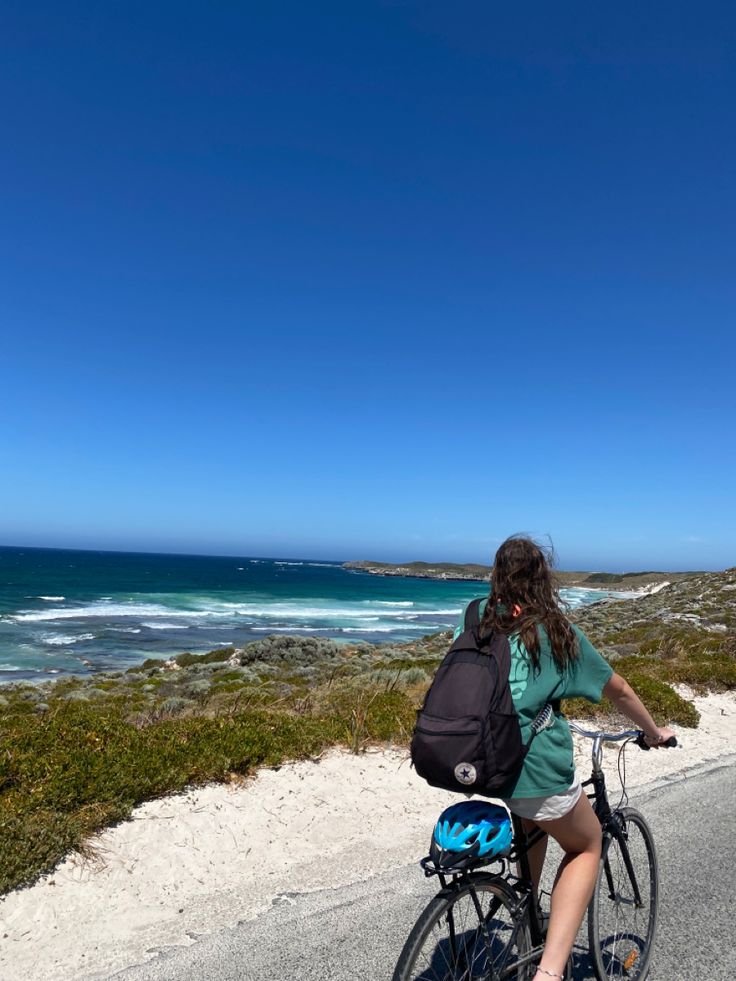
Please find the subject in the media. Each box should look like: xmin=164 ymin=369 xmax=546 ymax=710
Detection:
xmin=569 ymin=721 xmax=678 ymax=751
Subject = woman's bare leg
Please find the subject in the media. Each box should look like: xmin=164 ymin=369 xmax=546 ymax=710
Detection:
xmin=530 ymin=792 xmax=601 ymax=981
xmin=520 ymin=817 xmax=548 ymax=897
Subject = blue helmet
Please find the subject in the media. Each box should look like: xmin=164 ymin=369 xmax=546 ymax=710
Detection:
xmin=430 ymin=801 xmax=513 ymax=870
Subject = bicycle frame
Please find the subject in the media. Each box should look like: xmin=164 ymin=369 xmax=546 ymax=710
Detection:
xmin=572 ymin=723 xmax=649 ymax=906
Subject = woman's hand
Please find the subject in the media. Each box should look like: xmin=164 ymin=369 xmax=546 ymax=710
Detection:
xmin=644 ymin=725 xmax=676 ymax=748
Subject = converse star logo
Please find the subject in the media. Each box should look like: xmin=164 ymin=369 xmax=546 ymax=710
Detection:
xmin=454 ymin=762 xmax=477 ymax=785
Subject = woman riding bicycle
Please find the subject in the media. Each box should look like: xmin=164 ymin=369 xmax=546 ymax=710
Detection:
xmin=455 ymin=535 xmax=675 ymax=981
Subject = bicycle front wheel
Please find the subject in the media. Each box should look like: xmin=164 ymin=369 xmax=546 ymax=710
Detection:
xmin=588 ymin=807 xmax=659 ymax=981
xmin=392 ymin=873 xmax=532 ymax=981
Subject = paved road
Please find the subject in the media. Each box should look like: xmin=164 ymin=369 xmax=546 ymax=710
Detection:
xmin=116 ymin=762 xmax=736 ymax=981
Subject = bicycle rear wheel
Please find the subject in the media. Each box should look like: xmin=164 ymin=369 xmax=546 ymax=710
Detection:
xmin=588 ymin=807 xmax=659 ymax=981
xmin=392 ymin=874 xmax=532 ymax=981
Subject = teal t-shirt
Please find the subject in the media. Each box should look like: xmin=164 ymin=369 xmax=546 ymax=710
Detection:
xmin=453 ymin=597 xmax=613 ymax=798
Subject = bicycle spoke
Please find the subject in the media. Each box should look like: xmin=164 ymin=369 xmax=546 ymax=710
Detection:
xmin=589 ymin=810 xmax=658 ymax=981
xmin=393 ymin=878 xmax=531 ymax=981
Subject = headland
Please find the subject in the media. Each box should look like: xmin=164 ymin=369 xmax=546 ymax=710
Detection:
xmin=344 ymin=559 xmax=696 ymax=591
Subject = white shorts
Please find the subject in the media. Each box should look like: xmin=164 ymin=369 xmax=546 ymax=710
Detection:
xmin=503 ymin=780 xmax=583 ymax=823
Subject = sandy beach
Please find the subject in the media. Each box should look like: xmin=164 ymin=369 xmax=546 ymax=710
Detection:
xmin=1 ymin=687 xmax=735 ymax=981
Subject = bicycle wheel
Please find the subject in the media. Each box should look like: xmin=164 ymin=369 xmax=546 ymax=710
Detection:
xmin=588 ymin=807 xmax=659 ymax=981
xmin=392 ymin=873 xmax=532 ymax=981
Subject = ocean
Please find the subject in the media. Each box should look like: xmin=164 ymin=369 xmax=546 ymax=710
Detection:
xmin=0 ymin=546 xmax=624 ymax=684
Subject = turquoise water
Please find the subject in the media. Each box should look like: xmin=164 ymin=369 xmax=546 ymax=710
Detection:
xmin=0 ymin=546 xmax=621 ymax=683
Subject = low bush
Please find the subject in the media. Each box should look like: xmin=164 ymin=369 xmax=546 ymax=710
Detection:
xmin=0 ymin=701 xmax=342 ymax=895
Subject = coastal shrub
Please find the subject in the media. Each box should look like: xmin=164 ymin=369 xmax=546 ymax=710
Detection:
xmin=200 ymin=647 xmax=236 ymax=663
xmin=60 ymin=690 xmax=93 ymax=702
xmin=369 ymin=666 xmax=430 ymax=689
xmin=174 ymin=652 xmax=198 ymax=668
xmin=373 ymin=655 xmax=442 ymax=673
xmin=363 ymin=690 xmax=415 ymax=741
xmin=212 ymin=670 xmax=246 ymax=683
xmin=185 ymin=662 xmax=224 ymax=675
xmin=326 ymin=685 xmax=415 ymax=752
xmin=210 ymin=681 xmax=246 ymax=694
xmin=236 ymin=635 xmax=343 ymax=667
xmin=17 ymin=688 xmax=43 ymax=703
xmin=159 ymin=697 xmax=196 ymax=715
xmin=669 ymin=654 xmax=736 ymax=691
xmin=563 ymin=675 xmax=700 ymax=729
xmin=369 ymin=668 xmax=407 ymax=688
xmin=182 ymin=678 xmax=213 ymax=698
xmin=401 ymin=667 xmax=430 ymax=686
xmin=0 ymin=703 xmax=341 ymax=894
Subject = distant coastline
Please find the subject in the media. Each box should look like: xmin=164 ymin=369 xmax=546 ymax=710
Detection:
xmin=343 ymin=560 xmax=490 ymax=582
xmin=343 ymin=560 xmax=694 ymax=591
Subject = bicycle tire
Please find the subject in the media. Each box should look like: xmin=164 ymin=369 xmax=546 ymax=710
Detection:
xmin=392 ymin=873 xmax=532 ymax=981
xmin=588 ymin=807 xmax=659 ymax=981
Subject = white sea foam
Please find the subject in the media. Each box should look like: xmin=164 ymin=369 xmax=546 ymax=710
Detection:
xmin=10 ymin=597 xmax=462 ymax=632
xmin=38 ymin=596 xmax=66 ymax=602
xmin=368 ymin=600 xmax=414 ymax=607
xmin=274 ymin=561 xmax=304 ymax=566
xmin=109 ymin=627 xmax=142 ymax=634
xmin=559 ymin=587 xmax=626 ymax=609
xmin=214 ymin=601 xmax=462 ymax=620
xmin=12 ymin=602 xmax=217 ymax=623
xmin=40 ymin=633 xmax=96 ymax=646
xmin=141 ymin=623 xmax=190 ymax=630
xmin=216 ymin=601 xmax=461 ymax=620
xmin=0 ymin=664 xmax=22 ymax=671
xmin=250 ymin=625 xmax=401 ymax=635
xmin=251 ymin=626 xmax=325 ymax=633
xmin=340 ymin=627 xmax=396 ymax=633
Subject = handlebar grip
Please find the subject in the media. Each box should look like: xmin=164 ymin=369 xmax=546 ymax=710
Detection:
xmin=636 ymin=732 xmax=678 ymax=750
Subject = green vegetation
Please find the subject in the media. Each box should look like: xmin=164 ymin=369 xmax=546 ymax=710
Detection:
xmin=0 ymin=648 xmax=417 ymax=895
xmin=563 ymin=673 xmax=700 ymax=729
xmin=1 ymin=567 xmax=734 ymax=897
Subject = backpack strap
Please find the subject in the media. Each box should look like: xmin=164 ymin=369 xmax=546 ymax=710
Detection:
xmin=463 ymin=597 xmax=485 ymax=633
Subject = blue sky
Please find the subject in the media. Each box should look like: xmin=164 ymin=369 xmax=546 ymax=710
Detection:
xmin=1 ymin=2 xmax=734 ymax=571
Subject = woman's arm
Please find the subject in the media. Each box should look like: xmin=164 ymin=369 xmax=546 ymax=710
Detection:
xmin=602 ymin=672 xmax=676 ymax=747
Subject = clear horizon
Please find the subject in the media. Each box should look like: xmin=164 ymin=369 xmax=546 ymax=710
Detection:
xmin=2 ymin=3 xmax=734 ymax=572
xmin=0 ymin=541 xmax=724 ymax=575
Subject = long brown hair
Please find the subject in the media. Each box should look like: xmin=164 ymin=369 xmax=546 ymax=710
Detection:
xmin=480 ymin=535 xmax=578 ymax=671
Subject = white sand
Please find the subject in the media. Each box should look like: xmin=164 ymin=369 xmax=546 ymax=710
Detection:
xmin=1 ymin=689 xmax=735 ymax=981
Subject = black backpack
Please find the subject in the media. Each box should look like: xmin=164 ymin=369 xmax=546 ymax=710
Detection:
xmin=410 ymin=599 xmax=552 ymax=795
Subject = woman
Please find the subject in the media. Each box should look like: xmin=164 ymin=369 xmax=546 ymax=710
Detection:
xmin=454 ymin=535 xmax=675 ymax=981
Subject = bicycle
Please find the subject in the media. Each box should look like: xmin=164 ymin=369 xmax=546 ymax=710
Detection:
xmin=392 ymin=725 xmax=677 ymax=981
